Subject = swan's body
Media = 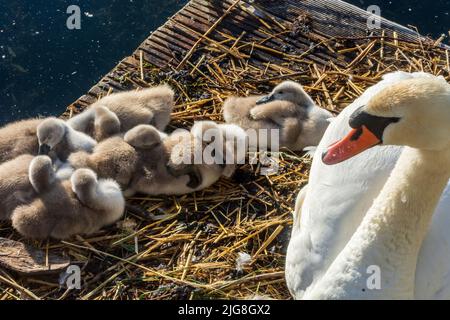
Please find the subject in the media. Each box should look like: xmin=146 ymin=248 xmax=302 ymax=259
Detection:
xmin=67 ymin=85 xmax=174 ymax=140
xmin=286 ymin=72 xmax=450 ymax=299
xmin=223 ymin=81 xmax=332 ymax=151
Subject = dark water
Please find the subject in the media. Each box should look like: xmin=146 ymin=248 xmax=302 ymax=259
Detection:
xmin=0 ymin=0 xmax=187 ymax=125
xmin=0 ymin=1 xmax=449 ymax=125
xmin=346 ymin=0 xmax=450 ymax=37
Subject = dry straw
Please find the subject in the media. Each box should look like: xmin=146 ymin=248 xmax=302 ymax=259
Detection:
xmin=1 ymin=0 xmax=449 ymax=300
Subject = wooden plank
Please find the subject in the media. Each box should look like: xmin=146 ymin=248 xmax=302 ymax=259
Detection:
xmin=65 ymin=0 xmax=446 ymax=114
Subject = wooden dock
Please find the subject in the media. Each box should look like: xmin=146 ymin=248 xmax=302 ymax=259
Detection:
xmin=3 ymin=0 xmax=448 ymax=300
xmin=66 ymin=0 xmax=448 ymax=116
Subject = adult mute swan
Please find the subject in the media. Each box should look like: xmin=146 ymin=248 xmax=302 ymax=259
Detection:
xmin=286 ymin=72 xmax=450 ymax=299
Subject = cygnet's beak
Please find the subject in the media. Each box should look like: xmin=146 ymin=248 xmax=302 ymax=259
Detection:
xmin=38 ymin=144 xmax=51 ymax=155
xmin=256 ymin=95 xmax=275 ymax=105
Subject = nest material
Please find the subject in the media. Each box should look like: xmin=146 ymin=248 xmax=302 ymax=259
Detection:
xmin=1 ymin=3 xmax=450 ymax=300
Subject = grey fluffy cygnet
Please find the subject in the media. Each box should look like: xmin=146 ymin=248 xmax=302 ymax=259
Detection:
xmin=66 ymin=122 xmax=246 ymax=197
xmin=223 ymin=81 xmax=333 ymax=151
xmin=67 ymin=85 xmax=174 ymax=140
xmin=11 ymin=156 xmax=125 ymax=239
xmin=0 ymin=117 xmax=96 ymax=164
xmin=172 ymin=120 xmax=248 ymax=180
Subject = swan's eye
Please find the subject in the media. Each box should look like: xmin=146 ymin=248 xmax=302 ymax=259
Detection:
xmin=278 ymin=91 xmax=284 ymax=95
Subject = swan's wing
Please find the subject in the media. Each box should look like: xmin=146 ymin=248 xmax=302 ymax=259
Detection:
xmin=293 ymin=184 xmax=308 ymax=227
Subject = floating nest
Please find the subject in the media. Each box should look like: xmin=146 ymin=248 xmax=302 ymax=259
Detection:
xmin=1 ymin=2 xmax=449 ymax=300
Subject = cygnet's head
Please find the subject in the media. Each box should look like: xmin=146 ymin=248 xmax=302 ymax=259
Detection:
xmin=191 ymin=121 xmax=248 ymax=177
xmin=94 ymin=106 xmax=121 ymax=140
xmin=37 ymin=118 xmax=67 ymax=155
xmin=256 ymin=81 xmax=314 ymax=106
xmin=71 ymin=168 xmax=98 ymax=195
xmin=124 ymin=124 xmax=164 ymax=149
xmin=322 ymin=77 xmax=450 ymax=165
xmin=29 ymin=155 xmax=56 ymax=193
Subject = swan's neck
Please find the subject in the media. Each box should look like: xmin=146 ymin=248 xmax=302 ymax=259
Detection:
xmin=307 ymin=147 xmax=450 ymax=299
xmin=371 ymin=147 xmax=450 ymax=242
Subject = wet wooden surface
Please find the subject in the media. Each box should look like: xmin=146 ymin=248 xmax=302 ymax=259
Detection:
xmin=65 ymin=0 xmax=440 ymax=114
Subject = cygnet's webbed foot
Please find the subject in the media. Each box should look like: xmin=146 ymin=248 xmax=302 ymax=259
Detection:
xmin=166 ymin=164 xmax=202 ymax=189
xmin=125 ymin=204 xmax=158 ymax=221
xmin=186 ymin=167 xmax=202 ymax=189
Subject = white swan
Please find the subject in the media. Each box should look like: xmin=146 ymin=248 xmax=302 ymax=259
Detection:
xmin=286 ymin=71 xmax=450 ymax=299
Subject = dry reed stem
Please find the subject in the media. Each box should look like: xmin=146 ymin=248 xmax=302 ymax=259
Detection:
xmin=2 ymin=0 xmax=449 ymax=301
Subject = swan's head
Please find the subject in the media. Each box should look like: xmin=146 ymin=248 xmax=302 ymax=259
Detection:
xmin=322 ymin=77 xmax=450 ymax=165
xmin=37 ymin=118 xmax=67 ymax=155
xmin=256 ymin=81 xmax=313 ymax=106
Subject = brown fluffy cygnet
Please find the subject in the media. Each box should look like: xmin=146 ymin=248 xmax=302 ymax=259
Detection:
xmin=0 ymin=154 xmax=41 ymax=220
xmin=11 ymin=157 xmax=125 ymax=240
xmin=0 ymin=117 xmax=96 ymax=164
xmin=66 ymin=122 xmax=246 ymax=197
xmin=67 ymin=85 xmax=174 ymax=140
xmin=223 ymin=81 xmax=333 ymax=151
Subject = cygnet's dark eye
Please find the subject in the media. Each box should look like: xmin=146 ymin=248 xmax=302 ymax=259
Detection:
xmin=278 ymin=91 xmax=284 ymax=95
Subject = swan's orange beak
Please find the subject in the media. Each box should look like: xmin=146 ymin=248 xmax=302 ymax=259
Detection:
xmin=322 ymin=125 xmax=381 ymax=165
